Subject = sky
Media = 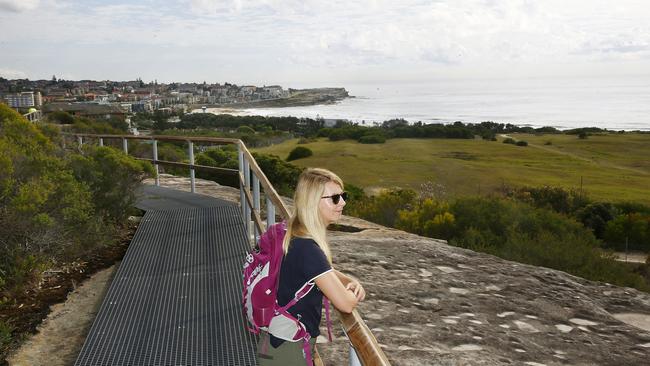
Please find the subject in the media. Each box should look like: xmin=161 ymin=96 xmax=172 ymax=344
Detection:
xmin=1 ymin=0 xmax=650 ymax=86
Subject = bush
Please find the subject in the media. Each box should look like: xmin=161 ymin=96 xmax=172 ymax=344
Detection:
xmin=195 ymin=147 xmax=303 ymax=197
xmin=287 ymin=146 xmax=313 ymax=161
xmin=358 ymin=134 xmax=386 ymax=144
xmin=603 ymin=213 xmax=650 ymax=252
xmin=254 ymin=153 xmax=303 ymax=196
xmin=516 ymin=140 xmax=528 ymax=146
xmin=69 ymin=146 xmax=154 ymax=223
xmin=0 ymin=103 xmax=153 ymax=299
xmin=508 ymin=185 xmax=589 ymax=214
xmin=346 ymin=189 xmax=416 ymax=227
xmin=47 ymin=111 xmax=74 ymax=124
xmin=503 ymin=137 xmax=516 ymax=144
xmin=64 ymin=117 xmax=126 ymax=135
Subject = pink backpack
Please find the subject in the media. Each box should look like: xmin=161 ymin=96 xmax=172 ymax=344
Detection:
xmin=242 ymin=222 xmax=332 ymax=365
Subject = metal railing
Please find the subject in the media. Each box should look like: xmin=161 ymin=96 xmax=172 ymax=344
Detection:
xmin=68 ymin=133 xmax=391 ymax=366
xmin=23 ymin=109 xmax=42 ymax=122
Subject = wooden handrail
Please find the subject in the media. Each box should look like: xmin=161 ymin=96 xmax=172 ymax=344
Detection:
xmin=66 ymin=132 xmax=391 ymax=366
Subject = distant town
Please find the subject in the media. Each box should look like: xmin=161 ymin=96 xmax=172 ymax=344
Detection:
xmin=0 ymin=76 xmax=349 ymax=130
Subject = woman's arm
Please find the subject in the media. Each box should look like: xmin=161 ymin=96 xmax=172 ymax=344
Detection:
xmin=315 ymin=271 xmax=359 ymax=313
xmin=335 ymin=269 xmax=366 ymax=302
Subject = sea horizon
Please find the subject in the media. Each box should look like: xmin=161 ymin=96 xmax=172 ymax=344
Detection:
xmin=199 ymin=76 xmax=650 ymax=131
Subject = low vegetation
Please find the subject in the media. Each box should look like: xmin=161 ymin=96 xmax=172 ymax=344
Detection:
xmin=0 ymin=104 xmax=153 ymax=357
xmin=346 ymin=186 xmax=650 ymax=292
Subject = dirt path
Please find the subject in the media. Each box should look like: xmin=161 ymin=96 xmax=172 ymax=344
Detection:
xmin=7 ymin=265 xmax=119 ymax=366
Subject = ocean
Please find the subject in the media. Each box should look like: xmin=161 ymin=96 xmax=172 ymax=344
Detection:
xmin=204 ymin=76 xmax=650 ymax=131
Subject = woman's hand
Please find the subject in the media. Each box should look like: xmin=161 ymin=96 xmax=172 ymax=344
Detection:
xmin=345 ymin=280 xmax=366 ymax=302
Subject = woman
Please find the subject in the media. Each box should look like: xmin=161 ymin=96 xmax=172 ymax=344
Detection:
xmin=257 ymin=168 xmax=366 ymax=365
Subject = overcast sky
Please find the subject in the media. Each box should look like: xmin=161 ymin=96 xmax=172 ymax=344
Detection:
xmin=1 ymin=0 xmax=650 ymax=86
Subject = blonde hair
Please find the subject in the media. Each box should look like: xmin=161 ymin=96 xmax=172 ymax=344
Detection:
xmin=282 ymin=168 xmax=344 ymax=263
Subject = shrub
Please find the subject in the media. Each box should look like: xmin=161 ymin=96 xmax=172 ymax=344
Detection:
xmin=254 ymin=153 xmax=303 ymax=196
xmin=502 ymin=137 xmax=516 ymax=144
xmin=69 ymin=146 xmax=155 ymax=223
xmin=287 ymin=146 xmax=313 ymax=161
xmin=0 ymin=103 xmax=153 ymax=299
xmin=576 ymin=202 xmax=618 ymax=239
xmin=603 ymin=213 xmax=650 ymax=252
xmin=195 ymin=147 xmax=303 ymax=196
xmin=346 ymin=189 xmax=416 ymax=227
xmin=358 ymin=134 xmax=386 ymax=144
xmin=508 ymin=185 xmax=589 ymax=214
xmin=64 ymin=117 xmax=126 ymax=135
xmin=47 ymin=111 xmax=74 ymax=124
xmin=516 ymin=140 xmax=528 ymax=146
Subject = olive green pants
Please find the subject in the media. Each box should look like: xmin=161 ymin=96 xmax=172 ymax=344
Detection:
xmin=256 ymin=332 xmax=317 ymax=366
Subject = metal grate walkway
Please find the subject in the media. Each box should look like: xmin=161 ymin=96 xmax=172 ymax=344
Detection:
xmin=75 ymin=186 xmax=258 ymax=366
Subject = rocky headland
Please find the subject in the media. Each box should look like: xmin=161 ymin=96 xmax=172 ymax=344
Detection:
xmin=9 ymin=175 xmax=650 ymax=366
xmin=195 ymin=87 xmax=350 ymax=109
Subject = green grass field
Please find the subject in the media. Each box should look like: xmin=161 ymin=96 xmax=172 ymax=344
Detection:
xmin=253 ymin=133 xmax=650 ymax=204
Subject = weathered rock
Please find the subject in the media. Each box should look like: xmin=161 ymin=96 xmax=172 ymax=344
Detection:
xmin=149 ymin=176 xmax=650 ymax=365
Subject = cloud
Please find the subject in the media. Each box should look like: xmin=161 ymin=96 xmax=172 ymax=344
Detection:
xmin=2 ymin=0 xmax=650 ymax=82
xmin=0 ymin=0 xmax=39 ymax=12
xmin=0 ymin=68 xmax=28 ymax=78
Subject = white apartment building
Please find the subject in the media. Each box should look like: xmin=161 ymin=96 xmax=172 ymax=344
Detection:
xmin=3 ymin=91 xmax=42 ymax=108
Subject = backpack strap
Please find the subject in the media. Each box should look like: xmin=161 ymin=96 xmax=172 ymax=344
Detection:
xmin=301 ymin=334 xmax=313 ymax=366
xmin=278 ymin=282 xmax=315 ymax=312
xmin=323 ymin=297 xmax=333 ymax=342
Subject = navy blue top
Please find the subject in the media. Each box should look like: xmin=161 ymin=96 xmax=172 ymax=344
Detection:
xmin=270 ymin=237 xmax=332 ymax=348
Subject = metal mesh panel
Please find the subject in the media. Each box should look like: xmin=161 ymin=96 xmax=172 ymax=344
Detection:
xmin=75 ymin=205 xmax=258 ymax=365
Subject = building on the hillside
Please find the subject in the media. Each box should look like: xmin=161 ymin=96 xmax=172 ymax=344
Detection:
xmin=3 ymin=91 xmax=42 ymax=108
xmin=261 ymin=85 xmax=286 ymax=99
xmin=43 ymin=102 xmax=128 ymax=121
xmin=131 ymin=100 xmax=153 ymax=113
xmin=43 ymin=89 xmax=72 ymax=102
xmin=238 ymin=85 xmax=256 ymax=97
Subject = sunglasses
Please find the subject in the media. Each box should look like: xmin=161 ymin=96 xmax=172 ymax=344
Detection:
xmin=321 ymin=192 xmax=348 ymax=204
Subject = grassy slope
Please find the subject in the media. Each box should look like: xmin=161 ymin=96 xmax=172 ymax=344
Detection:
xmin=253 ymin=133 xmax=650 ymax=204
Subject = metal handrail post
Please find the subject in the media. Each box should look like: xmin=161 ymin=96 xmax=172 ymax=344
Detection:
xmin=188 ymin=141 xmax=195 ymax=193
xmin=252 ymin=175 xmax=260 ymax=241
xmin=266 ymin=197 xmax=275 ymax=228
xmin=153 ymin=139 xmax=159 ymax=186
xmin=238 ymin=144 xmax=245 ymax=221
xmin=243 ymin=158 xmax=251 ymax=241
xmin=122 ymin=138 xmax=128 ymax=154
xmin=350 ymin=347 xmax=362 ymax=366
